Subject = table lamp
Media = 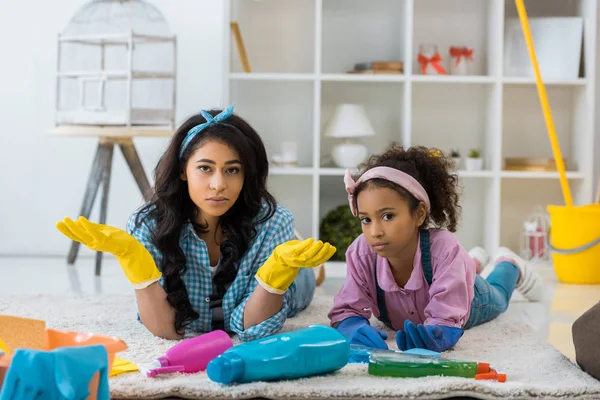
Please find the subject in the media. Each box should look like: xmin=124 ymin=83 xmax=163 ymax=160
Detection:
xmin=324 ymin=104 xmax=375 ymax=168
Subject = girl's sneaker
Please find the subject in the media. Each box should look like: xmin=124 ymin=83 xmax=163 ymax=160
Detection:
xmin=468 ymin=246 xmax=489 ymax=274
xmin=493 ymin=247 xmax=545 ymax=302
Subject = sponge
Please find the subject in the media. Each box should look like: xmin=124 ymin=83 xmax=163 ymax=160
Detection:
xmin=0 ymin=315 xmax=46 ymax=354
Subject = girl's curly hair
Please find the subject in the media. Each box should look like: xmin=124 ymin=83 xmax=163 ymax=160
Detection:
xmin=353 ymin=143 xmax=461 ymax=232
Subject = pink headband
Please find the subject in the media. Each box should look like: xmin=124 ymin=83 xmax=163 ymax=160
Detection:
xmin=344 ymin=167 xmax=431 ymax=217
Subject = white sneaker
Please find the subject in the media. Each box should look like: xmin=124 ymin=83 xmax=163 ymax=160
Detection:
xmin=493 ymin=247 xmax=545 ymax=302
xmin=468 ymin=246 xmax=489 ymax=274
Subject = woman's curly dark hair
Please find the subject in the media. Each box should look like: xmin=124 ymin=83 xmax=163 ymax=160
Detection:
xmin=353 ymin=143 xmax=461 ymax=232
xmin=135 ymin=110 xmax=276 ymax=335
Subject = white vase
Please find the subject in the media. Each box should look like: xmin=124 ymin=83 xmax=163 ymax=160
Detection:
xmin=465 ymin=157 xmax=483 ymax=171
xmin=451 ymin=157 xmax=461 ymax=169
xmin=331 ymin=140 xmax=369 ymax=168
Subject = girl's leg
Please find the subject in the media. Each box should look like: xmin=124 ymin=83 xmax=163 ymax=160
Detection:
xmin=494 ymin=247 xmax=545 ymax=302
xmin=463 ymin=262 xmax=520 ymax=329
xmin=286 ymin=268 xmax=316 ymax=318
xmin=464 ymin=247 xmax=545 ymax=329
xmin=468 ymin=246 xmax=489 ymax=274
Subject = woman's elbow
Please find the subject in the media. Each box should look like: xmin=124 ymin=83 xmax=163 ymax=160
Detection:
xmin=140 ymin=319 xmax=181 ymax=340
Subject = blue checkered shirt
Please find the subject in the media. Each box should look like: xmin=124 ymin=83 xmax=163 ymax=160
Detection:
xmin=126 ymin=204 xmax=295 ymax=341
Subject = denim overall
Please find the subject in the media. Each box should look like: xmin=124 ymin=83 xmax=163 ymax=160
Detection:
xmin=375 ymin=230 xmax=519 ymax=330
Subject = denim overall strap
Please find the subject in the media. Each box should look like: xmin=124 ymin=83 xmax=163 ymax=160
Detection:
xmin=374 ymin=255 xmax=393 ymax=329
xmin=420 ymin=229 xmax=433 ymax=286
xmin=375 ymin=229 xmax=432 ymax=329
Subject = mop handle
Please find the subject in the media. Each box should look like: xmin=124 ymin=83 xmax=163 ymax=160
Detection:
xmin=514 ymin=0 xmax=573 ymax=208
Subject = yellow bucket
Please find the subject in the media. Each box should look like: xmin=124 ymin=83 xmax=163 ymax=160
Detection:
xmin=547 ymin=204 xmax=600 ymax=284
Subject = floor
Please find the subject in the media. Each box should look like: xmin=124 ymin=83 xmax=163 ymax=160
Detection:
xmin=1 ymin=255 xmax=600 ymax=361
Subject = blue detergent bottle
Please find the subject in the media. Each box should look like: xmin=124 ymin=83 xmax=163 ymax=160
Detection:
xmin=206 ymin=325 xmax=349 ymax=384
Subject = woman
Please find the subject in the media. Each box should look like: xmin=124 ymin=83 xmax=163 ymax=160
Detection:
xmin=57 ymin=105 xmax=335 ymax=340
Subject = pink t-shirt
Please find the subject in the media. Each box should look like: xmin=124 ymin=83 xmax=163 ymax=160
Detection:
xmin=328 ymin=229 xmax=476 ymax=329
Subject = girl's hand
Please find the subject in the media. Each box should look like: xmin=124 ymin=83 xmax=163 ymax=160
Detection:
xmin=396 ymin=320 xmax=463 ymax=352
xmin=336 ymin=316 xmax=388 ymax=350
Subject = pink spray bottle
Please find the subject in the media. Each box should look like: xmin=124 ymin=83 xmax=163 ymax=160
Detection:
xmin=145 ymin=330 xmax=233 ymax=377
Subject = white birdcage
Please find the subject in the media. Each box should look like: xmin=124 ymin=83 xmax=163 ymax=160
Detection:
xmin=520 ymin=205 xmax=551 ymax=263
xmin=56 ymin=0 xmax=176 ymax=128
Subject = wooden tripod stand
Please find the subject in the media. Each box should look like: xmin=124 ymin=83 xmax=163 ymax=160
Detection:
xmin=50 ymin=126 xmax=173 ymax=276
xmin=67 ymin=137 xmax=153 ymax=276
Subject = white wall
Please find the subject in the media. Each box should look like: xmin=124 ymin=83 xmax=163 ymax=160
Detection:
xmin=0 ymin=0 xmax=225 ymax=256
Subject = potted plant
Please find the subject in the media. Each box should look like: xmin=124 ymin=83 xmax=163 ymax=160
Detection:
xmin=449 ymin=149 xmax=461 ymax=169
xmin=465 ymin=148 xmax=483 ymax=171
xmin=320 ymin=205 xmax=363 ymax=261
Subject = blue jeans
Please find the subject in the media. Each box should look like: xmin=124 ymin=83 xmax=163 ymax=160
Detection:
xmin=287 ymin=268 xmax=316 ymax=318
xmin=463 ymin=261 xmax=520 ymax=329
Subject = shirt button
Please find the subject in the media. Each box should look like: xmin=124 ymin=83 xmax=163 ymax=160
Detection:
xmin=409 ymin=311 xmax=415 ymax=315
xmin=205 ymin=297 xmax=211 ymax=303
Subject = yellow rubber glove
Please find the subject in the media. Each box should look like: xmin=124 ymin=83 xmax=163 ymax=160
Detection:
xmin=111 ymin=357 xmax=139 ymax=377
xmin=56 ymin=216 xmax=162 ymax=289
xmin=0 ymin=336 xmax=7 ymax=354
xmin=256 ymin=238 xmax=336 ymax=295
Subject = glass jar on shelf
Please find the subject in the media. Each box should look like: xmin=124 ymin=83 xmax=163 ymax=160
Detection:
xmin=417 ymin=44 xmax=447 ymax=75
xmin=449 ymin=46 xmax=474 ymax=76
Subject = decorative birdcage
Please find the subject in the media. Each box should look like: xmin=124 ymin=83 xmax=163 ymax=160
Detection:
xmin=520 ymin=205 xmax=551 ymax=262
xmin=56 ymin=0 xmax=176 ymax=128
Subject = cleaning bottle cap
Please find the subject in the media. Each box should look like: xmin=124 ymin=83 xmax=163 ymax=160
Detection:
xmin=156 ymin=355 xmax=170 ymax=367
xmin=207 ymin=353 xmax=244 ymax=384
xmin=477 ymin=362 xmax=490 ymax=374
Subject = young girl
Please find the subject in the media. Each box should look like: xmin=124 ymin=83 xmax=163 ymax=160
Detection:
xmin=328 ymin=144 xmax=544 ymax=352
xmin=56 ymin=105 xmax=335 ymax=341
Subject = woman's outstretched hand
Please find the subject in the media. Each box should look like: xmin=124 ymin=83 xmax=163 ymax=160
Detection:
xmin=56 ymin=216 xmax=162 ymax=289
xmin=256 ymin=238 xmax=336 ymax=294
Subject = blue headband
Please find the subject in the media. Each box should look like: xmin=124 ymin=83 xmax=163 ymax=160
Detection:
xmin=179 ymin=104 xmax=235 ymax=159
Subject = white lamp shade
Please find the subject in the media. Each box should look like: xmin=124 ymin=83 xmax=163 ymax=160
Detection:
xmin=324 ymin=104 xmax=376 ymax=138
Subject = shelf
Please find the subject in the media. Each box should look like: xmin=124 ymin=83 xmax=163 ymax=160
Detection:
xmin=58 ymin=33 xmax=175 ymax=45
xmin=225 ymin=0 xmax=597 ymax=259
xmin=269 ymin=167 xmax=314 ymax=176
xmin=318 ymin=168 xmax=347 ymax=176
xmin=321 ymin=74 xmax=405 ymax=83
xmin=57 ymin=71 xmax=175 ymax=79
xmin=500 ymin=171 xmax=585 ymax=179
xmin=227 ymin=74 xmax=587 ymax=86
xmin=458 ymin=170 xmax=495 ymax=178
xmin=320 ymin=168 xmax=495 ymax=178
xmin=229 ymin=73 xmax=315 ymax=81
xmin=502 ymin=77 xmax=587 ymax=86
xmin=412 ymin=75 xmax=496 ymax=84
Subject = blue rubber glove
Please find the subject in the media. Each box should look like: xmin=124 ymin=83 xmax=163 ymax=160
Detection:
xmin=396 ymin=320 xmax=463 ymax=352
xmin=52 ymin=345 xmax=110 ymax=400
xmin=0 ymin=348 xmax=60 ymax=400
xmin=336 ymin=316 xmax=388 ymax=349
xmin=0 ymin=345 xmax=110 ymax=400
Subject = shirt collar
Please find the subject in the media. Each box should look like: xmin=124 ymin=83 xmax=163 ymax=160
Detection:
xmin=181 ymin=220 xmax=198 ymax=240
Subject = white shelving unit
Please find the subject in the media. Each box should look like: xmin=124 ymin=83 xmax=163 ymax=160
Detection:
xmin=223 ymin=0 xmax=596 ymax=261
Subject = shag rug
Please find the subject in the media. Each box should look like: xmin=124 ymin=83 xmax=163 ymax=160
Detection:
xmin=1 ymin=289 xmax=600 ymax=400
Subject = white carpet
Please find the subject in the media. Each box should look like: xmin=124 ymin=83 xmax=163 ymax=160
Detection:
xmin=1 ymin=289 xmax=600 ymax=400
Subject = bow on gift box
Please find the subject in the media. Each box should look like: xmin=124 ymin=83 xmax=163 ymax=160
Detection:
xmin=417 ymin=53 xmax=447 ymax=75
xmin=449 ymin=47 xmax=474 ymax=67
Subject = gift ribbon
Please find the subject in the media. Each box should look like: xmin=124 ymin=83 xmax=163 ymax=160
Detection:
xmin=449 ymin=47 xmax=474 ymax=67
xmin=417 ymin=53 xmax=447 ymax=75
